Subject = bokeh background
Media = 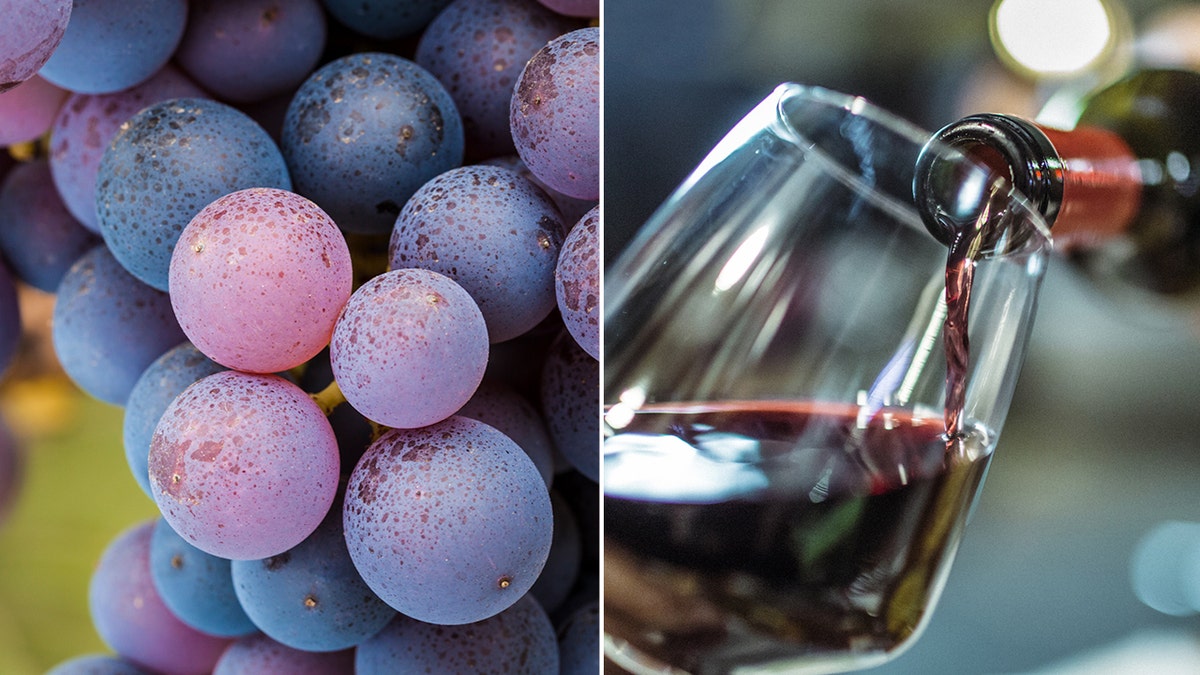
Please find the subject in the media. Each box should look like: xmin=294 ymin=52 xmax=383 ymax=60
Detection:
xmin=606 ymin=0 xmax=1200 ymax=673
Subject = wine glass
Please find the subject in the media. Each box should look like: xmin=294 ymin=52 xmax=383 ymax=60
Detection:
xmin=603 ymin=84 xmax=1051 ymax=674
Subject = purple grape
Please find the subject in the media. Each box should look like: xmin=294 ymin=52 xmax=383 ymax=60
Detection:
xmin=51 ymin=245 xmax=186 ymax=405
xmin=557 ymin=599 xmax=599 ymax=674
xmin=415 ymin=0 xmax=581 ymax=159
xmin=510 ymin=26 xmax=599 ymax=200
xmin=148 ymin=517 xmax=257 ymax=638
xmin=49 ymin=65 xmax=206 ymax=232
xmin=529 ymin=490 xmax=581 ymax=613
xmin=389 ymin=164 xmax=565 ymax=342
xmin=536 ymin=0 xmax=597 ymax=16
xmin=296 ymin=348 xmax=374 ymax=470
xmin=168 ymin=188 xmax=353 ymax=373
xmin=0 ymin=158 xmax=101 ymax=292
xmin=176 ymin=0 xmax=327 ymax=104
xmin=281 ymin=52 xmax=464 ymax=235
xmin=0 ymin=0 xmax=72 ymax=93
xmin=455 ymin=377 xmax=556 ymax=487
xmin=540 ymin=331 xmax=598 ymax=481
xmin=330 ymin=268 xmax=488 ymax=428
xmin=320 ymin=0 xmax=452 ymax=39
xmin=556 ymin=203 xmax=598 ymax=359
xmin=482 ymin=153 xmax=596 ymax=225
xmin=554 ymin=467 xmax=598 ymax=565
xmin=88 ymin=520 xmax=232 ymax=675
xmin=148 ymin=371 xmax=340 ymax=560
xmin=355 ymin=593 xmax=559 ymax=673
xmin=124 ymin=343 xmax=227 ymax=498
xmin=214 ymin=634 xmax=354 ymax=675
xmin=46 ymin=655 xmax=153 ymax=675
xmin=38 ymin=0 xmax=188 ymax=94
xmin=343 ymin=416 xmax=553 ymax=625
xmin=231 ymin=492 xmax=395 ymax=651
xmin=0 ymin=75 xmax=67 ymax=145
xmin=96 ymin=97 xmax=292 ymax=291
xmin=0 ymin=262 xmax=16 ymax=378
xmin=0 ymin=414 xmax=21 ymax=527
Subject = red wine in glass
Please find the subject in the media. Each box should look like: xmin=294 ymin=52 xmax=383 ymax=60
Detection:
xmin=604 ymin=400 xmax=995 ymax=674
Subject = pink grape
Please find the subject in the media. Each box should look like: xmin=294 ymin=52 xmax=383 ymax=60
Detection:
xmin=48 ymin=64 xmax=206 ymax=231
xmin=169 ymin=188 xmax=353 ymax=374
xmin=0 ymin=0 xmax=72 ymax=93
xmin=510 ymin=26 xmax=599 ymax=200
xmin=148 ymin=371 xmax=340 ymax=560
xmin=0 ymin=75 xmax=67 ymax=145
xmin=88 ymin=520 xmax=231 ymax=675
xmin=330 ymin=268 xmax=488 ymax=429
xmin=343 ymin=416 xmax=553 ymax=625
xmin=555 ymin=203 xmax=599 ymax=359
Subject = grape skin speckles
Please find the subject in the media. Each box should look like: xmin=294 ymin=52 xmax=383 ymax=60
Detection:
xmin=556 ymin=203 xmax=599 ymax=359
xmin=147 ymin=371 xmax=340 ymax=561
xmin=510 ymin=26 xmax=599 ymax=200
xmin=389 ymin=164 xmax=565 ymax=343
xmin=169 ymin=187 xmax=353 ymax=374
xmin=330 ymin=268 xmax=489 ymax=429
xmin=343 ymin=417 xmax=553 ymax=626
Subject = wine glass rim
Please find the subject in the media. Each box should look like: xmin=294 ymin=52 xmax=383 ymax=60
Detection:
xmin=771 ymin=82 xmax=1053 ymax=255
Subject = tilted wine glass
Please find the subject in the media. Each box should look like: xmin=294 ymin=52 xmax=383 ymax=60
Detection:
xmin=603 ymin=84 xmax=1051 ymax=675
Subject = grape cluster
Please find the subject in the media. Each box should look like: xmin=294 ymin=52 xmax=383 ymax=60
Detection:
xmin=0 ymin=0 xmax=599 ymax=672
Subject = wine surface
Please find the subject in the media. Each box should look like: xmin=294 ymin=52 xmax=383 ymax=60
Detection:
xmin=604 ymin=400 xmax=994 ymax=674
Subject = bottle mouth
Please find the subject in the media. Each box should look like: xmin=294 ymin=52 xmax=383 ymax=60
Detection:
xmin=914 ymin=113 xmax=1061 ymax=256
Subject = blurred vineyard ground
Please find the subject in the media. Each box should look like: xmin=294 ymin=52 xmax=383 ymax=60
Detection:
xmin=0 ymin=287 xmax=159 ymax=674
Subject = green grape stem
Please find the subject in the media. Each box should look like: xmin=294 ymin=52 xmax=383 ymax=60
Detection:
xmin=310 ymin=379 xmax=348 ymax=416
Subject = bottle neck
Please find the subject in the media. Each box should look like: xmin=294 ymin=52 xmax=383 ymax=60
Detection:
xmin=918 ymin=113 xmax=1143 ymax=252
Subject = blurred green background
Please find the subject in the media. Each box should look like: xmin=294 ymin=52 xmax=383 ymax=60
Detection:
xmin=0 ymin=288 xmax=160 ymax=674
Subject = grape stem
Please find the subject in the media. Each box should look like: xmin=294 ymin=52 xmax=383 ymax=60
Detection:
xmin=310 ymin=379 xmax=348 ymax=416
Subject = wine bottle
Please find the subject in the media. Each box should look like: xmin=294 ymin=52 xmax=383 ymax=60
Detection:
xmin=916 ymin=68 xmax=1200 ymax=296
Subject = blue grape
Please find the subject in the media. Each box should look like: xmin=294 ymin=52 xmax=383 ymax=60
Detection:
xmin=415 ymin=0 xmax=581 ymax=159
xmin=321 ymin=0 xmax=451 ymax=39
xmin=281 ymin=52 xmax=464 ymax=234
xmin=529 ymin=490 xmax=581 ymax=614
xmin=556 ymin=203 xmax=598 ymax=359
xmin=38 ymin=0 xmax=188 ymax=94
xmin=510 ymin=26 xmax=599 ymax=200
xmin=554 ymin=468 xmax=598 ymax=565
xmin=330 ymin=268 xmax=488 ymax=429
xmin=176 ymin=0 xmax=328 ymax=104
xmin=148 ymin=517 xmax=257 ymax=638
xmin=0 ymin=75 xmax=67 ymax=145
xmin=343 ymin=416 xmax=553 ymax=625
xmin=389 ymin=164 xmax=565 ymax=342
xmin=231 ymin=492 xmax=395 ymax=651
xmin=0 ymin=158 xmax=101 ymax=292
xmin=214 ymin=634 xmax=354 ymax=675
xmin=557 ymin=600 xmax=599 ymax=675
xmin=124 ymin=343 xmax=226 ymax=498
xmin=89 ymin=520 xmax=232 ymax=675
xmin=541 ymin=331 xmax=598 ymax=481
xmin=0 ymin=0 xmax=72 ymax=93
xmin=455 ymin=377 xmax=556 ymax=487
xmin=536 ymin=0 xmax=597 ymax=16
xmin=46 ymin=654 xmax=153 ymax=675
xmin=355 ymin=593 xmax=559 ymax=674
xmin=52 ymin=245 xmax=186 ymax=405
xmin=148 ymin=371 xmax=340 ymax=560
xmin=0 ymin=259 xmax=21 ymax=378
xmin=49 ymin=64 xmax=206 ymax=232
xmin=96 ymin=97 xmax=292 ymax=291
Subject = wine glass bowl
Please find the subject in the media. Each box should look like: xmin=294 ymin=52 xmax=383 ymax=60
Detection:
xmin=603 ymin=84 xmax=1051 ymax=675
